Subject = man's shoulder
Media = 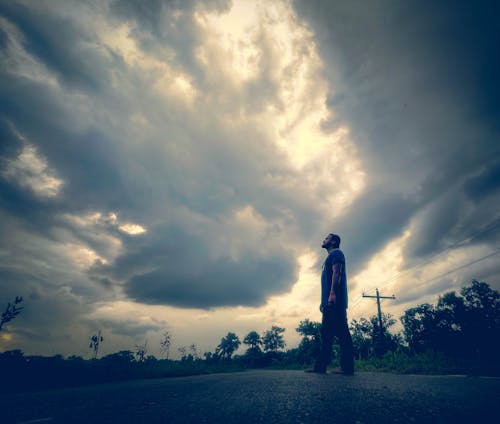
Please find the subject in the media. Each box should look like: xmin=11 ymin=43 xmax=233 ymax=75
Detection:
xmin=328 ymin=248 xmax=345 ymax=262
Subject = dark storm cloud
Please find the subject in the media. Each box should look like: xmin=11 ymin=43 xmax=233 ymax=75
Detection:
xmin=0 ymin=0 xmax=304 ymax=319
xmin=0 ymin=1 xmax=110 ymax=91
xmin=0 ymin=118 xmax=22 ymax=158
xmin=293 ymin=0 xmax=500 ymax=276
xmin=464 ymin=160 xmax=500 ymax=202
xmin=330 ymin=190 xmax=418 ymax=274
xmin=92 ymin=224 xmax=298 ymax=308
xmin=126 ymin=254 xmax=294 ymax=308
xmin=96 ymin=318 xmax=166 ymax=338
xmin=0 ymin=25 xmax=7 ymax=49
xmin=2 ymin=0 xmax=500 ymax=358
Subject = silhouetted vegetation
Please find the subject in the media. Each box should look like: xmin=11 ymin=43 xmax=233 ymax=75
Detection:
xmin=160 ymin=331 xmax=172 ymax=359
xmin=0 ymin=296 xmax=23 ymax=331
xmin=1 ymin=280 xmax=498 ymax=393
xmin=89 ymin=330 xmax=103 ymax=359
xmin=215 ymin=332 xmax=240 ymax=360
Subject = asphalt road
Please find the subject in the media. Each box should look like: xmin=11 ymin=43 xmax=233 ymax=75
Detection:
xmin=2 ymin=370 xmax=499 ymax=424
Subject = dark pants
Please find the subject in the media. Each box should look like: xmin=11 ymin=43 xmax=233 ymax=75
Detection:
xmin=315 ymin=304 xmax=354 ymax=372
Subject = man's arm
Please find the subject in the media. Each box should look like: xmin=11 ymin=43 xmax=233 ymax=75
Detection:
xmin=328 ymin=263 xmax=342 ymax=304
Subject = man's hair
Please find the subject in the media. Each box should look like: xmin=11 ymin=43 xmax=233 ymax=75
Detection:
xmin=328 ymin=233 xmax=341 ymax=247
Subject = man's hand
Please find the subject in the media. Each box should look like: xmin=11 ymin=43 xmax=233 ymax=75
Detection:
xmin=328 ymin=293 xmax=336 ymax=304
xmin=319 ymin=304 xmax=324 ymax=313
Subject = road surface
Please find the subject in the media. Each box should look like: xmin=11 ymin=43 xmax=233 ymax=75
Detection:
xmin=2 ymin=370 xmax=499 ymax=423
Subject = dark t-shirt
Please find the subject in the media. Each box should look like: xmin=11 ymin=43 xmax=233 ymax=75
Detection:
xmin=321 ymin=249 xmax=348 ymax=309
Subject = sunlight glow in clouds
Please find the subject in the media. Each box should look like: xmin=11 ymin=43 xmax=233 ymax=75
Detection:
xmin=196 ymin=0 xmax=365 ymax=213
xmin=119 ymin=223 xmax=147 ymax=235
xmin=100 ymin=22 xmax=198 ymax=105
xmin=3 ymin=144 xmax=63 ymax=198
xmin=91 ymin=0 xmax=366 ymax=353
xmin=0 ymin=0 xmax=362 ymax=356
xmin=1 ymin=0 xmax=499 ymax=360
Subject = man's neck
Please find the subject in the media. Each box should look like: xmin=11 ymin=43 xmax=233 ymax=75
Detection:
xmin=326 ymin=246 xmax=338 ymax=254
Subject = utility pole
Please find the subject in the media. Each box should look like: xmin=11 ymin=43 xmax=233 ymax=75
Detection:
xmin=362 ymin=288 xmax=395 ymax=335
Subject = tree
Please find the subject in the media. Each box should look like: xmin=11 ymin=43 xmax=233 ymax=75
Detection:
xmin=262 ymin=326 xmax=286 ymax=353
xmin=350 ymin=313 xmax=401 ymax=358
xmin=401 ymin=303 xmax=437 ymax=354
xmin=0 ymin=296 xmax=23 ymax=331
xmin=178 ymin=346 xmax=188 ymax=360
xmin=350 ymin=318 xmax=374 ymax=360
xmin=160 ymin=331 xmax=172 ymax=359
xmin=295 ymin=319 xmax=321 ymax=364
xmin=243 ymin=331 xmax=263 ymax=353
xmin=89 ymin=330 xmax=104 ymax=359
xmin=400 ymin=280 xmax=500 ymax=365
xmin=216 ymin=332 xmax=240 ymax=360
xmin=189 ymin=343 xmax=200 ymax=360
xmin=460 ymin=280 xmax=500 ymax=362
xmin=296 ymin=319 xmax=321 ymax=339
xmin=368 ymin=313 xmax=400 ymax=355
xmin=135 ymin=341 xmax=148 ymax=362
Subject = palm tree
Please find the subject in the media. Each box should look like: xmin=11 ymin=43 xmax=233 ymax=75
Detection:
xmin=243 ymin=331 xmax=263 ymax=353
xmin=216 ymin=332 xmax=240 ymax=360
xmin=262 ymin=326 xmax=286 ymax=352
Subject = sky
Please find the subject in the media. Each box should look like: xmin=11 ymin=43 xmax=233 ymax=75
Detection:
xmin=1 ymin=0 xmax=499 ymax=358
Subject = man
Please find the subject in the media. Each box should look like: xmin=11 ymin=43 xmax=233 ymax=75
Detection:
xmin=309 ymin=233 xmax=354 ymax=374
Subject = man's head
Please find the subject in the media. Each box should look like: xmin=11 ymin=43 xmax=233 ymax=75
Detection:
xmin=322 ymin=233 xmax=341 ymax=250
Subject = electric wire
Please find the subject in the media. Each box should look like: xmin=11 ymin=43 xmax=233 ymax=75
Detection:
xmin=351 ymin=215 xmax=500 ymax=306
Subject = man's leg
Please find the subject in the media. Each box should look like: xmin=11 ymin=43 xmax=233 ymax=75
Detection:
xmin=335 ymin=307 xmax=354 ymax=373
xmin=314 ymin=305 xmax=335 ymax=372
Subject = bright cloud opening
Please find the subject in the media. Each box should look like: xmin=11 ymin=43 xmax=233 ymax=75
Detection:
xmin=3 ymin=144 xmax=63 ymax=198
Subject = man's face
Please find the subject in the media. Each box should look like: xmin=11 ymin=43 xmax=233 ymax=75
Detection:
xmin=321 ymin=234 xmax=333 ymax=248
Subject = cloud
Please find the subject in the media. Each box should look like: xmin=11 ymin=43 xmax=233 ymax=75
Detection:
xmin=0 ymin=0 xmax=368 ymax=355
xmin=1 ymin=0 xmax=499 ymax=356
xmin=292 ymin=0 xmax=500 ymax=268
xmin=464 ymin=160 xmax=500 ymax=202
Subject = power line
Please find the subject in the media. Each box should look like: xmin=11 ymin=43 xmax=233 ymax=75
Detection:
xmin=381 ymin=216 xmax=500 ymax=289
xmin=360 ymin=215 xmax=500 ymax=297
xmin=349 ymin=246 xmax=500 ymax=312
xmin=414 ymin=247 xmax=500 ymax=286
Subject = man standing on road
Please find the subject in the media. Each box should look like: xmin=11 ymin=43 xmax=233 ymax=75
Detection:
xmin=308 ymin=233 xmax=354 ymax=374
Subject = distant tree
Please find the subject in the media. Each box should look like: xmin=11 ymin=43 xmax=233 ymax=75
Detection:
xmin=178 ymin=346 xmax=188 ymax=360
xmin=216 ymin=332 xmax=240 ymax=360
xmin=89 ymin=330 xmax=104 ymax=359
xmin=203 ymin=351 xmax=215 ymax=363
xmin=189 ymin=343 xmax=200 ymax=360
xmin=0 ymin=296 xmax=24 ymax=331
xmin=369 ymin=313 xmax=401 ymax=355
xmin=460 ymin=280 xmax=500 ymax=362
xmin=400 ymin=280 xmax=500 ymax=364
xmin=295 ymin=319 xmax=321 ymax=364
xmin=135 ymin=341 xmax=148 ymax=362
xmin=350 ymin=318 xmax=373 ymax=360
xmin=350 ymin=313 xmax=401 ymax=357
xmin=296 ymin=319 xmax=321 ymax=339
xmin=242 ymin=331 xmax=264 ymax=366
xmin=243 ymin=331 xmax=263 ymax=353
xmin=262 ymin=326 xmax=286 ymax=352
xmin=160 ymin=331 xmax=172 ymax=359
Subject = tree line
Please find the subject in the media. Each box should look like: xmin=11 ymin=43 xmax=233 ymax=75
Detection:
xmin=0 ymin=280 xmax=498 ymax=392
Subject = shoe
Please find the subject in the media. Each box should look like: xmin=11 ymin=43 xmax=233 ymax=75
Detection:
xmin=304 ymin=368 xmax=326 ymax=374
